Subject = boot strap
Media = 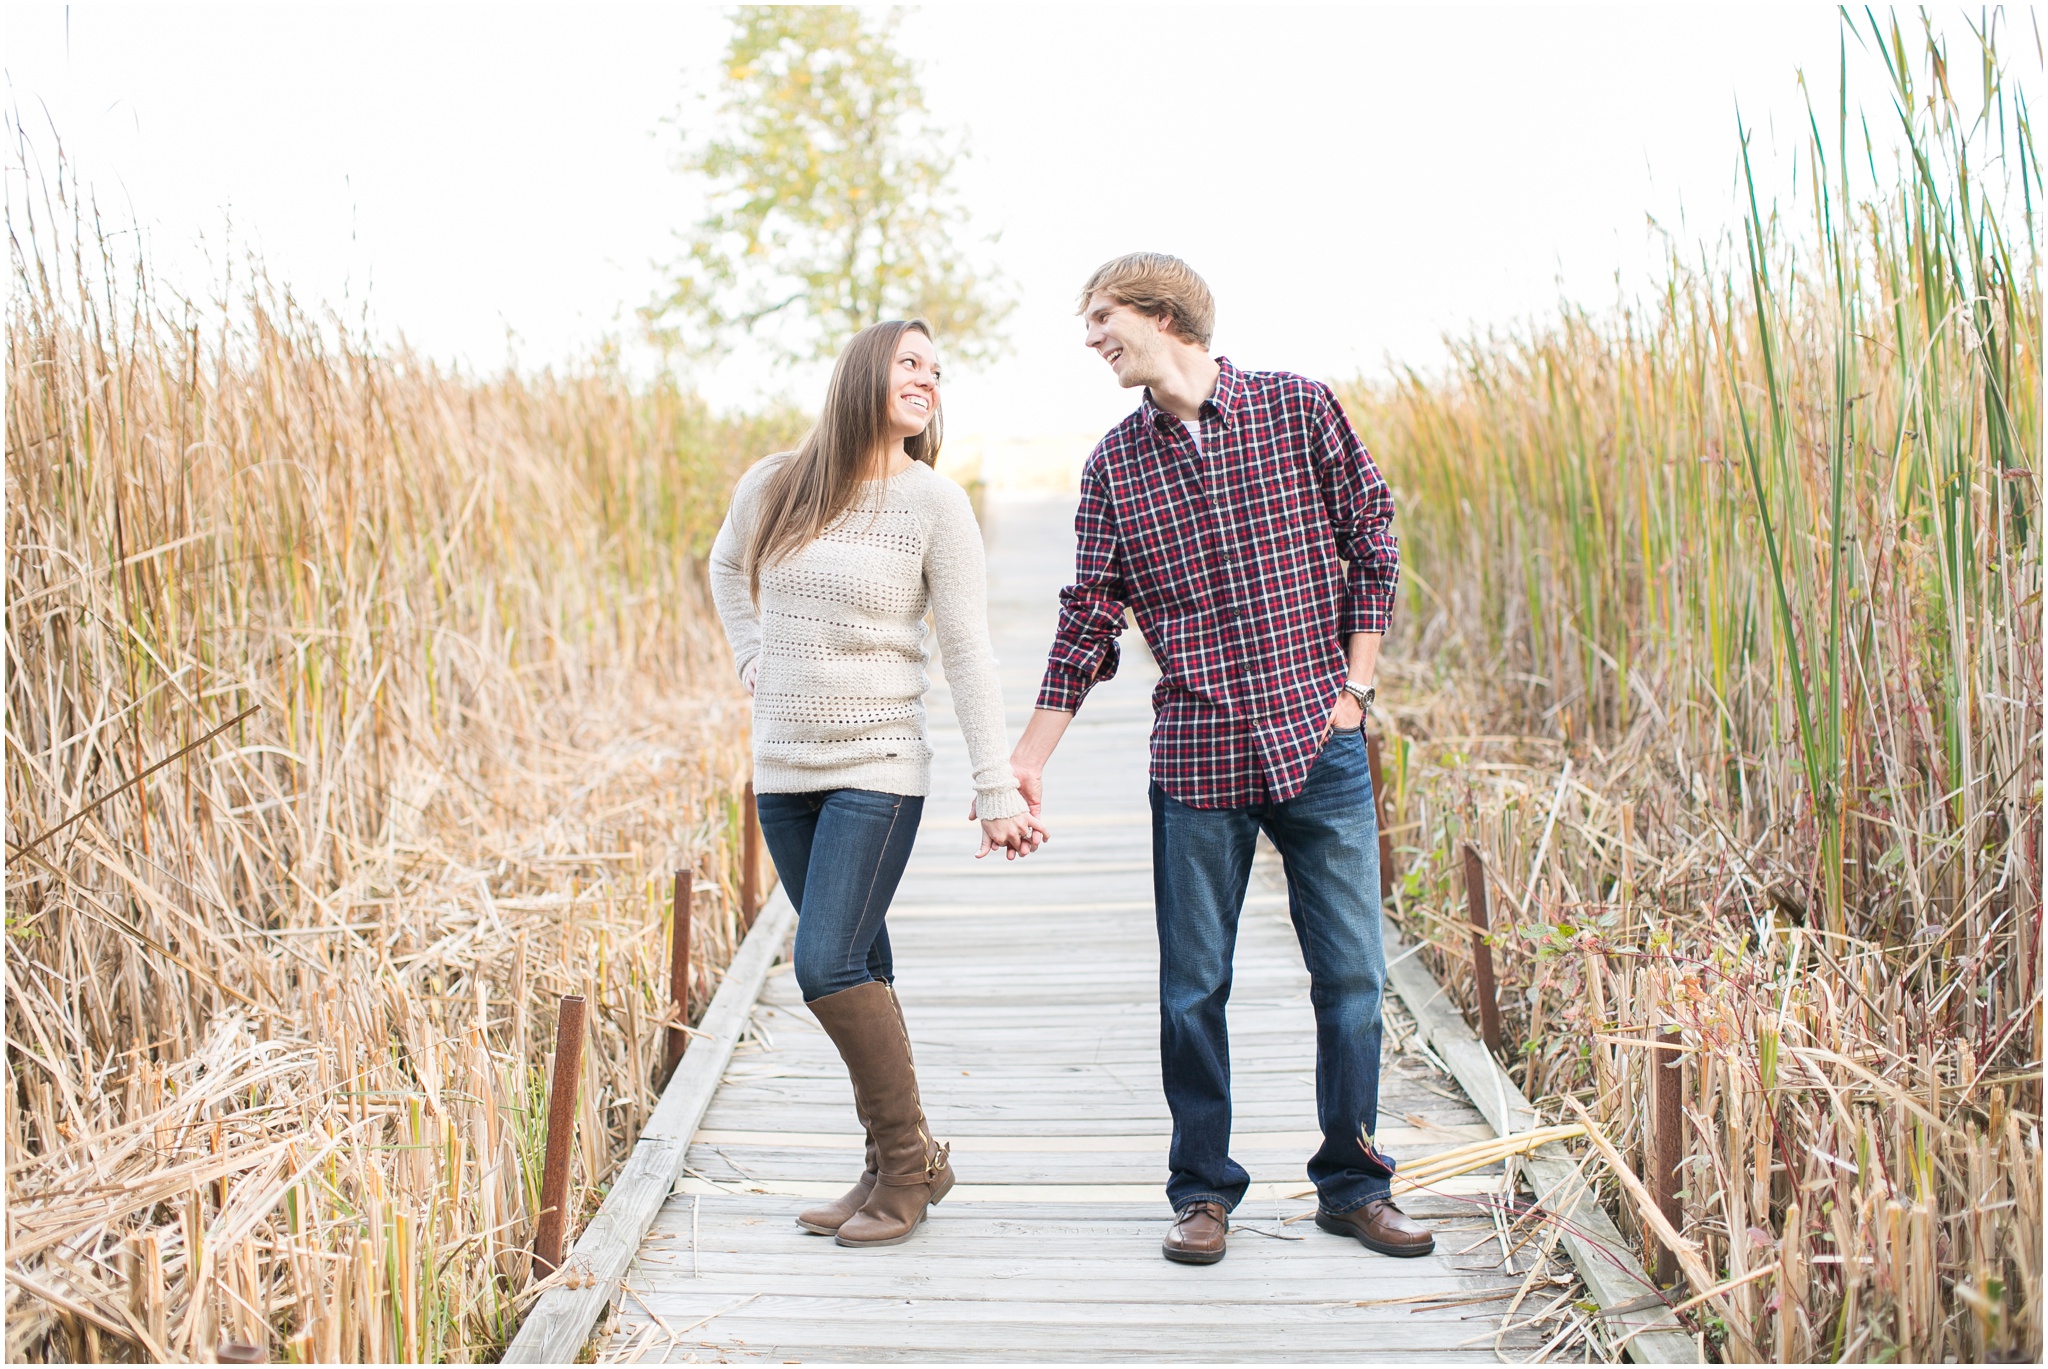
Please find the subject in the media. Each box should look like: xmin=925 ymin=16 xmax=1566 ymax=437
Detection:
xmin=876 ymin=1141 xmax=949 ymax=1187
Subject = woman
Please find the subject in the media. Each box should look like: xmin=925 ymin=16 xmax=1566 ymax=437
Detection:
xmin=710 ymin=319 xmax=1046 ymax=1248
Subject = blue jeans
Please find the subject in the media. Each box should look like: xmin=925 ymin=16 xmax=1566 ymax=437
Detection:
xmin=1151 ymin=727 xmax=1395 ymax=1215
xmin=755 ymin=789 xmax=925 ymax=1002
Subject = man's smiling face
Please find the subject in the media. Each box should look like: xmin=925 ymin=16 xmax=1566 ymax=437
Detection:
xmin=1082 ymin=291 xmax=1176 ymax=391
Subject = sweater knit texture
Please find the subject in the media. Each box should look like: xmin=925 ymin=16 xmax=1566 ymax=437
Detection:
xmin=710 ymin=458 xmax=1026 ymax=819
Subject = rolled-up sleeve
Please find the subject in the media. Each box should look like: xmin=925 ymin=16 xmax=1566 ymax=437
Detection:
xmin=1035 ymin=463 xmax=1127 ymax=712
xmin=1313 ymin=386 xmax=1400 ymax=635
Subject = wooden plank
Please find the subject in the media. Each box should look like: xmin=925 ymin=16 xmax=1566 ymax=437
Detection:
xmin=620 ymin=1292 xmax=1553 ymax=1337
xmin=699 ymin=1074 xmax=1350 ymax=1098
xmin=624 ymin=1267 xmax=1526 ymax=1304
xmin=1381 ymin=917 xmax=1697 ymax=1363
xmin=671 ymin=1176 xmax=1507 ymax=1202
xmin=501 ymin=885 xmax=797 ymax=1364
xmin=694 ymin=1109 xmax=1478 ymax=1139
xmin=609 ymin=1293 xmax=1550 ymax=1353
xmin=701 ymin=1089 xmax=1322 ymax=1112
xmin=690 ymin=1125 xmax=1492 ymax=1150
xmin=626 ymin=1346 xmax=1512 ymax=1365
xmin=644 ymin=1197 xmax=1494 ymax=1235
xmin=619 ymin=1285 xmax=1550 ymax=1326
xmin=729 ymin=1019 xmax=1331 ymax=1041
xmin=679 ymin=1157 xmax=1506 ymax=1189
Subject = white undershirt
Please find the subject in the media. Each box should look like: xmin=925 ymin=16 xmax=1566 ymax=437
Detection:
xmin=1183 ymin=413 xmax=1204 ymax=458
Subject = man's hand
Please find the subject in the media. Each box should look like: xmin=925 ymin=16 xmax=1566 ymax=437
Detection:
xmin=1328 ymin=689 xmax=1364 ymax=734
xmin=1321 ymin=632 xmax=1384 ymax=740
xmin=1011 ymin=760 xmax=1045 ymax=817
xmin=1009 ymin=708 xmax=1073 ymax=820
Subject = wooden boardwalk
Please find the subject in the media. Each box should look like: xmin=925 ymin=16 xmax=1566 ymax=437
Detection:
xmin=599 ymin=496 xmax=1549 ymax=1363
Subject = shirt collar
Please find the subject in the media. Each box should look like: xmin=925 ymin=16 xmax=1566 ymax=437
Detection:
xmin=1144 ymin=356 xmax=1244 ymax=433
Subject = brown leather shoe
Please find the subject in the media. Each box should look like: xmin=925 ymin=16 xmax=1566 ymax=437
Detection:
xmin=1162 ymin=1200 xmax=1229 ymax=1265
xmin=1316 ymin=1197 xmax=1436 ymax=1256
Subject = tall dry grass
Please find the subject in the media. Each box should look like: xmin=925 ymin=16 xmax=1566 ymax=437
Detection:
xmin=1352 ymin=15 xmax=2041 ymax=1361
xmin=4 ymin=148 xmax=804 ymax=1359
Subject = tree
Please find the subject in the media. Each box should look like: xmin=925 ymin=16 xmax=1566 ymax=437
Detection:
xmin=648 ymin=7 xmax=1010 ymax=366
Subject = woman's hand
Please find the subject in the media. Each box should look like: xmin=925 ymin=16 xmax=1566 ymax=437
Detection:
xmin=741 ymin=659 xmax=758 ymax=696
xmin=973 ymin=811 xmax=1050 ymax=861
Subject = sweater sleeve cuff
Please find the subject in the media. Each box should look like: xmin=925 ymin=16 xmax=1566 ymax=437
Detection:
xmin=973 ymin=785 xmax=1029 ymax=822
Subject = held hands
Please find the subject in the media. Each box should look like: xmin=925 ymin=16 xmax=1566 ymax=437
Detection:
xmin=967 ymin=796 xmax=1051 ymax=861
xmin=969 ymin=718 xmax=1062 ymax=861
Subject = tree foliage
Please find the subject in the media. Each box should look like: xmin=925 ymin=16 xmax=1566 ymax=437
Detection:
xmin=649 ymin=6 xmax=1010 ymax=366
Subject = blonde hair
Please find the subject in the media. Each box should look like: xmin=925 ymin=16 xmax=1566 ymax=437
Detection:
xmin=1076 ymin=252 xmax=1215 ymax=348
xmin=745 ymin=319 xmax=941 ymax=598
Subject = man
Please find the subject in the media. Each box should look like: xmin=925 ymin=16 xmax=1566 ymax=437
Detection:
xmin=1008 ymin=252 xmax=1433 ymax=1265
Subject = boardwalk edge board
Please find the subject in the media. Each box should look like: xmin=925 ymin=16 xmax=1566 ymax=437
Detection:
xmin=503 ymin=885 xmax=798 ymax=1365
xmin=1381 ymin=917 xmax=1701 ymax=1365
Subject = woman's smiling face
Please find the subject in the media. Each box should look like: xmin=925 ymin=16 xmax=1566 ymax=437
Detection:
xmin=884 ymin=329 xmax=940 ymax=442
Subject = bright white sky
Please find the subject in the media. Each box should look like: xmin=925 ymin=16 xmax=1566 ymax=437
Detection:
xmin=4 ymin=4 xmax=1936 ymax=444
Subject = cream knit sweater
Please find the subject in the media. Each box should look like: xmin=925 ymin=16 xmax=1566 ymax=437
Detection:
xmin=709 ymin=458 xmax=1026 ymax=819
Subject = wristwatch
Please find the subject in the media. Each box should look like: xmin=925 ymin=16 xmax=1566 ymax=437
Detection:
xmin=1340 ymin=680 xmax=1375 ymax=714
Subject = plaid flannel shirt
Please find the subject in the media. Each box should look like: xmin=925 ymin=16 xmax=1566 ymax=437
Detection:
xmin=1036 ymin=358 xmax=1399 ymax=809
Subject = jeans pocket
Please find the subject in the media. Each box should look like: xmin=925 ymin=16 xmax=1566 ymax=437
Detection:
xmin=1318 ymin=722 xmax=1362 ymax=752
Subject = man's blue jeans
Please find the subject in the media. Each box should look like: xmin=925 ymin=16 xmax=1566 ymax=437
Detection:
xmin=1150 ymin=727 xmax=1395 ymax=1216
xmin=755 ymin=789 xmax=925 ymax=1002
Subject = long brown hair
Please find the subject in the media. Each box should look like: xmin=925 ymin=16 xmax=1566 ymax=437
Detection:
xmin=745 ymin=319 xmax=942 ymax=597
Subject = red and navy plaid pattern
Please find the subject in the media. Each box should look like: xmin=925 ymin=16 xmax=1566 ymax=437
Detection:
xmin=1036 ymin=358 xmax=1399 ymax=809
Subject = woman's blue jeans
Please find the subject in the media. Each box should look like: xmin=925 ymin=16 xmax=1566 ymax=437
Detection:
xmin=1150 ymin=727 xmax=1395 ymax=1216
xmin=755 ymin=788 xmax=925 ymax=1003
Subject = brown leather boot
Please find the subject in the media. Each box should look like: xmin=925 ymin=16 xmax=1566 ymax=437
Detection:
xmin=794 ymin=988 xmax=900 ymax=1234
xmin=808 ymin=981 xmax=954 ymax=1248
xmin=1316 ymin=1197 xmax=1436 ymax=1256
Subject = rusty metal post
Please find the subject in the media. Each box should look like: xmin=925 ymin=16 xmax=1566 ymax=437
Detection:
xmin=1366 ymin=731 xmax=1397 ymax=901
xmin=1462 ymin=842 xmax=1503 ymax=1058
xmin=531 ymin=994 xmax=587 ymax=1277
xmin=663 ymin=868 xmax=691 ymax=1080
xmin=1651 ymin=1025 xmax=1684 ymax=1285
xmin=741 ymin=780 xmax=761 ymax=930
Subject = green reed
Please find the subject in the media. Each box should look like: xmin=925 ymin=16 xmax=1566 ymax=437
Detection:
xmin=1348 ymin=10 xmax=2039 ymax=1359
